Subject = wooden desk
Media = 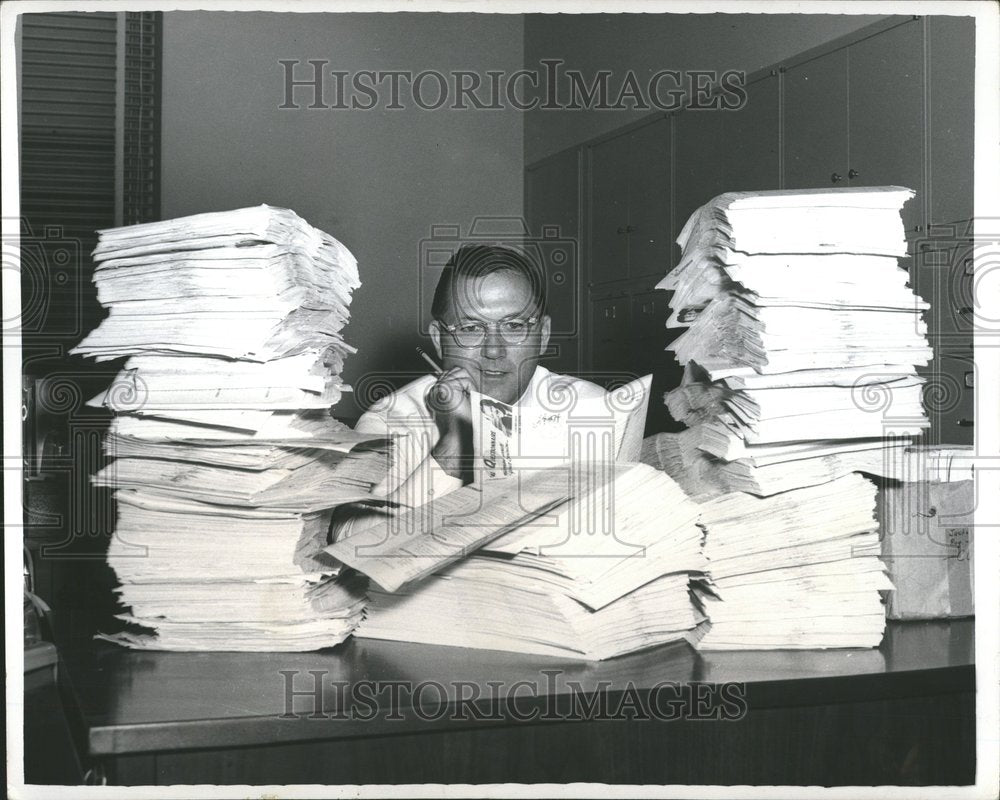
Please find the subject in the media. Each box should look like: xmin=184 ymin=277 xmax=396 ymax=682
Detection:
xmin=57 ymin=619 xmax=975 ymax=786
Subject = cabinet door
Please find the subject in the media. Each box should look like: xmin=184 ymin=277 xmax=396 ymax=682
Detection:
xmin=910 ymin=233 xmax=974 ymax=446
xmin=783 ymin=48 xmax=849 ymax=190
xmin=589 ymin=295 xmax=630 ymax=375
xmin=629 ymin=290 xmax=685 ymax=434
xmin=918 ymin=348 xmax=975 ymax=447
xmin=629 ymin=290 xmax=671 ymax=376
xmin=938 ymin=348 xmax=975 ymax=446
xmin=848 ymin=19 xmax=926 ymax=234
xmin=722 ymin=71 xmax=780 ymax=192
xmin=928 ymin=15 xmax=975 ymax=226
xmin=626 ymin=117 xmax=672 ymax=280
xmin=672 ymin=108 xmax=727 ymax=248
xmin=525 ymin=148 xmax=582 ymax=374
xmin=587 ymin=131 xmax=630 ymax=286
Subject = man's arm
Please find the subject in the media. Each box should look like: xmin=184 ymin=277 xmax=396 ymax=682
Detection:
xmin=422 ymin=366 xmax=475 ymax=484
xmin=354 ymin=402 xmax=466 ymax=509
xmin=331 ymin=405 xmax=463 ymax=544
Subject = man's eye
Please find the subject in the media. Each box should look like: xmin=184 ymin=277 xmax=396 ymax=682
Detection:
xmin=502 ymin=321 xmax=526 ymax=332
xmin=456 ymin=323 xmax=482 ymax=335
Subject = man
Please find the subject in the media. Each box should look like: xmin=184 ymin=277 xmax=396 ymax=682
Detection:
xmin=353 ymin=244 xmax=610 ymax=508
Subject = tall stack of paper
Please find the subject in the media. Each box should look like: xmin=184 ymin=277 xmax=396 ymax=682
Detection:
xmin=689 ymin=474 xmax=892 ymax=650
xmin=645 ymin=188 xmax=926 ymax=650
xmin=658 ymin=187 xmax=931 ymax=496
xmin=337 ymin=463 xmax=708 ymax=660
xmin=73 ymin=205 xmax=387 ymax=651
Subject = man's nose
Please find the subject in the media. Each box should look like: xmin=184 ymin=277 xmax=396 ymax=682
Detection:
xmin=481 ymin=328 xmax=506 ymax=359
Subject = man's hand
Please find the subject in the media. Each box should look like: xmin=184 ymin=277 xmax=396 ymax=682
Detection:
xmin=426 ymin=366 xmax=474 ymax=481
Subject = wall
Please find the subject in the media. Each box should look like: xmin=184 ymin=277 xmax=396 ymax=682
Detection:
xmin=160 ymin=11 xmax=890 ymax=419
xmin=524 ymin=13 xmax=888 ymax=164
xmin=160 ymin=12 xmax=524 ymax=419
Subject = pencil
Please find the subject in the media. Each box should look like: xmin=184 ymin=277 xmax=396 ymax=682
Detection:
xmin=416 ymin=347 xmax=444 ymax=375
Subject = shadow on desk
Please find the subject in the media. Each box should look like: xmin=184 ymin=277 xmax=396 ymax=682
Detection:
xmin=46 ymin=619 xmax=975 ymax=786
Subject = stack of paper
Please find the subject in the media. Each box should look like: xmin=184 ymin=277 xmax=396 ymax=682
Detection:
xmin=658 ymin=187 xmax=931 ymax=496
xmin=73 ymin=205 xmax=387 ymax=651
xmin=340 ymin=463 xmax=708 ymax=660
xmin=644 ymin=426 xmax=928 ymax=499
xmin=74 ymin=206 xmax=357 ymax=362
xmin=642 ymin=188 xmax=925 ymax=650
xmin=688 ymin=474 xmax=891 ymax=649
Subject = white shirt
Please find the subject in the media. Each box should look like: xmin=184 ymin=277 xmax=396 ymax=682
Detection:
xmin=355 ymin=364 xmax=609 ymax=507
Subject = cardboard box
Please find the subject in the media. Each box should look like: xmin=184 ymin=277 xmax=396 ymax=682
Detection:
xmin=878 ymin=478 xmax=975 ymax=620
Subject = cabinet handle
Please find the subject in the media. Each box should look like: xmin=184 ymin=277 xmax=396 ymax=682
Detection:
xmin=831 ymin=172 xmax=843 ymax=183
xmin=848 ymin=169 xmax=859 ymax=179
xmin=957 ymin=419 xmax=974 ymax=427
xmin=616 ymin=226 xmax=626 ymax=235
xmin=626 ymin=225 xmax=637 ymax=233
xmin=604 ymin=307 xmax=616 ymax=319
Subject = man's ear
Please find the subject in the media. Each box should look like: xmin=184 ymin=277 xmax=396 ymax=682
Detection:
xmin=538 ymin=314 xmax=552 ymax=355
xmin=429 ymin=320 xmax=444 ymax=361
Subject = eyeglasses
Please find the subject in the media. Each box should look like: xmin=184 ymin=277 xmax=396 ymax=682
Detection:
xmin=438 ymin=317 xmax=539 ymax=348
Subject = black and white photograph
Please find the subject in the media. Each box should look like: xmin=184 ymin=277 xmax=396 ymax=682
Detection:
xmin=4 ymin=0 xmax=999 ymax=796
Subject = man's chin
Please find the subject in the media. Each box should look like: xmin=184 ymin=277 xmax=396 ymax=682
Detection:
xmin=479 ymin=374 xmax=520 ymax=404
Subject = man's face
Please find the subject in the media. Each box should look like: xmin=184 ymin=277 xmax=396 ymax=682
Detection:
xmin=430 ymin=270 xmax=551 ymax=405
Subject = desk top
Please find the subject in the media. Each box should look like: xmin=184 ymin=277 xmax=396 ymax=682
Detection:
xmin=62 ymin=619 xmax=974 ymax=756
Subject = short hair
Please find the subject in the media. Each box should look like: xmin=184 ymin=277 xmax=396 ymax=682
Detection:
xmin=431 ymin=245 xmax=547 ymax=321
